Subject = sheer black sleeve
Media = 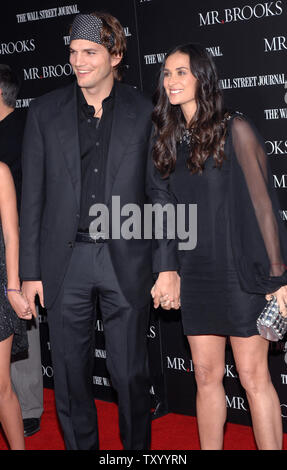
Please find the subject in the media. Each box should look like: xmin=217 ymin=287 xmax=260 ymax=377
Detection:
xmin=146 ymin=130 xmax=179 ymax=275
xmin=227 ymin=114 xmax=287 ymax=294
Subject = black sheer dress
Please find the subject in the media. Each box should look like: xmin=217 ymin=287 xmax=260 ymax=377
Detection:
xmin=168 ymin=114 xmax=287 ymax=337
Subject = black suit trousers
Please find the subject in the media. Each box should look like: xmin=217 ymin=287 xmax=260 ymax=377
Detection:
xmin=47 ymin=241 xmax=151 ymax=450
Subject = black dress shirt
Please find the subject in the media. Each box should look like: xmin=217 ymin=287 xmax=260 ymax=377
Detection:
xmin=77 ymin=85 xmax=114 ymax=233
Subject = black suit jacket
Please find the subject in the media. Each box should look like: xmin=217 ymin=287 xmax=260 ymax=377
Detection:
xmin=20 ymin=80 xmax=178 ymax=309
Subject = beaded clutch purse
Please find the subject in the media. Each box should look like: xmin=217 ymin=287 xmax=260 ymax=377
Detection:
xmin=257 ymin=296 xmax=287 ymax=341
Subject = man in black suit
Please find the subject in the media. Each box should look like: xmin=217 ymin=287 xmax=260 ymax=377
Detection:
xmin=20 ymin=12 xmax=180 ymax=450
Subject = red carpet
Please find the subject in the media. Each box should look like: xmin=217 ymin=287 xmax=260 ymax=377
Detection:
xmin=0 ymin=388 xmax=286 ymax=450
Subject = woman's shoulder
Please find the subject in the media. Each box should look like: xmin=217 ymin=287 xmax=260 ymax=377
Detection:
xmin=223 ymin=110 xmax=256 ymax=137
xmin=0 ymin=162 xmax=14 ymax=188
xmin=0 ymin=161 xmax=12 ymax=176
xmin=223 ymin=110 xmax=246 ymax=124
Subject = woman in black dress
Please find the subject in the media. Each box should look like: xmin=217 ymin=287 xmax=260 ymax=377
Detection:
xmin=151 ymin=43 xmax=287 ymax=450
xmin=0 ymin=162 xmax=32 ymax=449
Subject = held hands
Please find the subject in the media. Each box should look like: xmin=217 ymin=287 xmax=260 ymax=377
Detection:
xmin=266 ymin=285 xmax=287 ymax=317
xmin=21 ymin=281 xmax=45 ymax=319
xmin=7 ymin=289 xmax=33 ymax=320
xmin=151 ymin=271 xmax=181 ymax=310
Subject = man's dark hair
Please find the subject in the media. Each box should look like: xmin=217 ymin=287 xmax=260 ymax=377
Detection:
xmin=0 ymin=64 xmax=20 ymax=108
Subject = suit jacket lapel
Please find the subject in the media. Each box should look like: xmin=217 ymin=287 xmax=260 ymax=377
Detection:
xmin=54 ymin=82 xmax=81 ymax=210
xmin=53 ymin=81 xmax=137 ymax=210
xmin=104 ymin=82 xmax=136 ymax=205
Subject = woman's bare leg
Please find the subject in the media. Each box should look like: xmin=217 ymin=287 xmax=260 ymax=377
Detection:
xmin=0 ymin=335 xmax=25 ymax=450
xmin=231 ymin=335 xmax=282 ymax=450
xmin=187 ymin=335 xmax=227 ymax=449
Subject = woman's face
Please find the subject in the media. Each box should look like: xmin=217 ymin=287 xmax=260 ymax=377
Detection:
xmin=163 ymin=51 xmax=197 ymax=122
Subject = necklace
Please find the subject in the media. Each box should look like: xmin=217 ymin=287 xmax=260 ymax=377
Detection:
xmin=94 ymin=105 xmax=103 ymax=117
xmin=179 ymin=128 xmax=193 ymax=145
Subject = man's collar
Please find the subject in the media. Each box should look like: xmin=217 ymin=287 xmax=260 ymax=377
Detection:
xmin=77 ymin=82 xmax=115 ymax=118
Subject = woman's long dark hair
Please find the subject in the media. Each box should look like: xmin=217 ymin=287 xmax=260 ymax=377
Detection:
xmin=152 ymin=43 xmax=228 ymax=177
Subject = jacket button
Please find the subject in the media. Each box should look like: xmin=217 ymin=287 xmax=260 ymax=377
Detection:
xmin=68 ymin=241 xmax=74 ymax=248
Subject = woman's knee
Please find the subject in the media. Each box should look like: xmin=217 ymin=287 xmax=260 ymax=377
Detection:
xmin=193 ymin=362 xmax=225 ymax=389
xmin=0 ymin=376 xmax=13 ymax=402
xmin=237 ymin=365 xmax=271 ymax=395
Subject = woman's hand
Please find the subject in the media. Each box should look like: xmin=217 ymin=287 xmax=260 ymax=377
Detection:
xmin=7 ymin=290 xmax=33 ymax=320
xmin=151 ymin=271 xmax=181 ymax=310
xmin=266 ymin=285 xmax=287 ymax=317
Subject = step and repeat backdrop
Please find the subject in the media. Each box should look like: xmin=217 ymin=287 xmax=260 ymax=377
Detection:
xmin=1 ymin=0 xmax=287 ymax=432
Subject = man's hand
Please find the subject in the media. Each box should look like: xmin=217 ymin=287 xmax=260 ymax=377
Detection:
xmin=151 ymin=271 xmax=180 ymax=310
xmin=21 ymin=281 xmax=44 ymax=318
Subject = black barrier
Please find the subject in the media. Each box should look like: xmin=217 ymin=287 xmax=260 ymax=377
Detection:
xmin=2 ymin=0 xmax=287 ymax=434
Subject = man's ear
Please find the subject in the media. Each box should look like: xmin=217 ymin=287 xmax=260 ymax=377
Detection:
xmin=111 ymin=53 xmax=123 ymax=68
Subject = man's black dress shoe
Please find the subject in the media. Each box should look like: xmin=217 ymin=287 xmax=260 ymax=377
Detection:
xmin=23 ymin=418 xmax=41 ymax=437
